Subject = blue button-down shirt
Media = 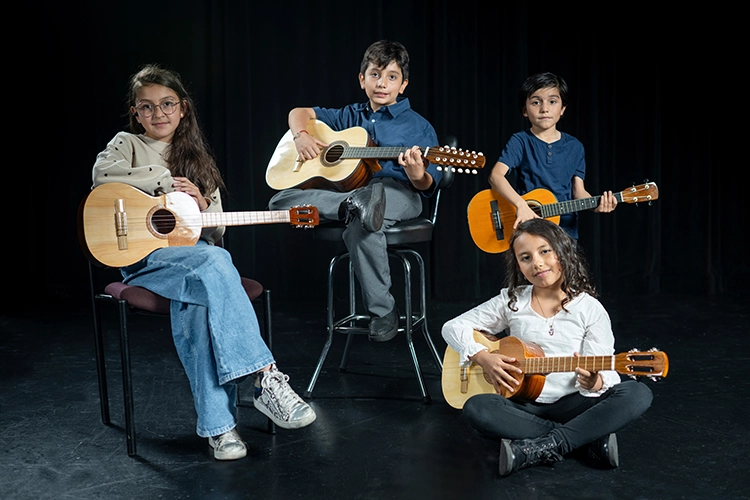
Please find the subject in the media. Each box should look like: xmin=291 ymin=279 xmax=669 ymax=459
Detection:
xmin=314 ymin=97 xmax=442 ymax=197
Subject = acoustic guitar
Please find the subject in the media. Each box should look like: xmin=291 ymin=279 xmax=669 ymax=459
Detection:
xmin=467 ymin=182 xmax=659 ymax=254
xmin=265 ymin=119 xmax=486 ymax=192
xmin=79 ymin=182 xmax=319 ymax=268
xmin=442 ymin=331 xmax=669 ymax=409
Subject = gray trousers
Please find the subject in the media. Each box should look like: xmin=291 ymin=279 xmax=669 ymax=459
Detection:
xmin=268 ymin=177 xmax=422 ymax=317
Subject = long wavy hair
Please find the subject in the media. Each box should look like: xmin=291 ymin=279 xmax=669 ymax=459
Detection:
xmin=127 ymin=64 xmax=225 ymax=196
xmin=504 ymin=219 xmax=597 ymax=311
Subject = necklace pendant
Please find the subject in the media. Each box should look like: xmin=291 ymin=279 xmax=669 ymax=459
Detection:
xmin=549 ymin=326 xmax=555 ymax=336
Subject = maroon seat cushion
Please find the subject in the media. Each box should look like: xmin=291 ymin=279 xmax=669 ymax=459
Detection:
xmin=104 ymin=277 xmax=264 ymax=315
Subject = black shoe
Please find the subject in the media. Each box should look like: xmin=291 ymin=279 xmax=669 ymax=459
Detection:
xmin=498 ymin=436 xmax=564 ymax=477
xmin=340 ymin=183 xmax=385 ymax=232
xmin=587 ymin=433 xmax=619 ymax=468
xmin=368 ymin=307 xmax=398 ymax=342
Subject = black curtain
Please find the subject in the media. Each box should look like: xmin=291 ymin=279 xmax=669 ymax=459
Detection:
xmin=41 ymin=1 xmax=733 ymax=313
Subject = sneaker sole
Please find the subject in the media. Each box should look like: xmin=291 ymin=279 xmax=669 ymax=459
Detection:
xmin=362 ymin=183 xmax=385 ymax=232
xmin=209 ymin=442 xmax=247 ymax=461
xmin=498 ymin=439 xmax=515 ymax=476
xmin=254 ymin=399 xmax=317 ymax=429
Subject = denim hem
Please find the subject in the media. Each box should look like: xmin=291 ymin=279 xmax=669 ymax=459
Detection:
xmin=218 ymin=358 xmax=275 ymax=386
xmin=197 ymin=421 xmax=237 ymax=439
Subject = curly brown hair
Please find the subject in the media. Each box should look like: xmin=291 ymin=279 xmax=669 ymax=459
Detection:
xmin=504 ymin=219 xmax=597 ymax=311
xmin=127 ymin=64 xmax=225 ymax=196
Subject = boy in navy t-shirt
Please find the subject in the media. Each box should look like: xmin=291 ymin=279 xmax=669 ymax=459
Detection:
xmin=488 ymin=72 xmax=617 ymax=239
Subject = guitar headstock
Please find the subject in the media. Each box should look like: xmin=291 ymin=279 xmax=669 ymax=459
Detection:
xmin=620 ymin=182 xmax=659 ymax=204
xmin=289 ymin=205 xmax=319 ymax=228
xmin=425 ymin=145 xmax=486 ymax=174
xmin=614 ymin=348 xmax=669 ymax=381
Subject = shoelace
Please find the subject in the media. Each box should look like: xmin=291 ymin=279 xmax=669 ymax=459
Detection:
xmin=521 ymin=441 xmax=562 ymax=464
xmin=262 ymin=371 xmax=303 ymax=414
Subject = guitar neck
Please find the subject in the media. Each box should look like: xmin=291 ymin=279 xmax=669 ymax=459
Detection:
xmin=201 ymin=210 xmax=293 ymax=227
xmin=534 ymin=192 xmax=624 ymax=218
xmin=341 ymin=146 xmax=424 ymax=160
xmin=525 ymin=355 xmax=615 ymax=375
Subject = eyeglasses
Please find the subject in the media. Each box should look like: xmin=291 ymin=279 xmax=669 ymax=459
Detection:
xmin=133 ymin=100 xmax=182 ymax=118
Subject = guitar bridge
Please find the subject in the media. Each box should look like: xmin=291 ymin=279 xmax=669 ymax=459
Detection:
xmin=490 ymin=200 xmax=504 ymax=241
xmin=460 ymin=367 xmax=468 ymax=394
xmin=114 ymin=198 xmax=128 ymax=250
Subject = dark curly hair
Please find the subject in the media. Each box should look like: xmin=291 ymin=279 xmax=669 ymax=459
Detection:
xmin=504 ymin=219 xmax=596 ymax=311
xmin=127 ymin=64 xmax=225 ymax=197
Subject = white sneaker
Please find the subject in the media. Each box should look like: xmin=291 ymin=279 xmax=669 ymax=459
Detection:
xmin=208 ymin=428 xmax=247 ymax=460
xmin=254 ymin=365 xmax=316 ymax=429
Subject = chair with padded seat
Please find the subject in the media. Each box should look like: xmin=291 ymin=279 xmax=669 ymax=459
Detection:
xmin=88 ymin=246 xmax=275 ymax=457
xmin=304 ymin=166 xmax=454 ymax=403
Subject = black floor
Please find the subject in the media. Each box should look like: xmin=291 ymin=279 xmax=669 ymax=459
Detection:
xmin=1 ymin=292 xmax=749 ymax=500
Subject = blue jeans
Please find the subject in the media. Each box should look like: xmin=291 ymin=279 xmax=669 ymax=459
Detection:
xmin=120 ymin=241 xmax=275 ymax=438
xmin=462 ymin=380 xmax=653 ymax=454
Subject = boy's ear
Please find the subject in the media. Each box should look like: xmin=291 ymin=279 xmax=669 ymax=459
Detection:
xmin=399 ymin=79 xmax=409 ymax=94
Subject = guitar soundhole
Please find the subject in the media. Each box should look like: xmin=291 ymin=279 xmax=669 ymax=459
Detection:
xmin=322 ymin=143 xmax=345 ymax=166
xmin=150 ymin=208 xmax=176 ymax=235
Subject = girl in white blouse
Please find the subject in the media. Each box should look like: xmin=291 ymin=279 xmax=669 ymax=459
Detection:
xmin=442 ymin=219 xmax=653 ymax=476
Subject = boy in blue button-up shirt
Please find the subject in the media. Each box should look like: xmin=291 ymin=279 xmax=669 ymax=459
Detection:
xmin=269 ymin=40 xmax=441 ymax=342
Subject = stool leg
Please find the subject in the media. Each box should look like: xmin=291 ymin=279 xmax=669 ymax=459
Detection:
xmin=338 ymin=257 xmax=357 ymax=371
xmin=91 ymin=296 xmax=110 ymax=425
xmin=305 ymin=253 xmax=343 ymax=398
xmin=409 ymin=248 xmax=443 ymax=371
xmin=262 ymin=290 xmax=276 ymax=434
xmin=117 ymin=300 xmax=137 ymax=456
xmin=397 ymin=251 xmax=431 ymax=404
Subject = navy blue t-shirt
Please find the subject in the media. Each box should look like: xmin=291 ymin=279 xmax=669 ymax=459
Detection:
xmin=497 ymin=129 xmax=586 ymax=238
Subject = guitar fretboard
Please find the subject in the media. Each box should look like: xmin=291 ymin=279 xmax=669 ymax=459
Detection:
xmin=341 ymin=146 xmax=413 ymax=159
xmin=535 ymin=192 xmax=625 ymax=218
xmin=525 ymin=355 xmax=614 ymax=374
xmin=201 ymin=210 xmax=292 ymax=227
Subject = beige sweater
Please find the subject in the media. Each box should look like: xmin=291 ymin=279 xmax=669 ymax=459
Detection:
xmin=92 ymin=132 xmax=225 ymax=244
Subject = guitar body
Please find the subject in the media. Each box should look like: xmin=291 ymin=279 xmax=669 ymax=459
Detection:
xmin=80 ymin=182 xmax=201 ymax=268
xmin=467 ymin=182 xmax=659 ymax=254
xmin=266 ymin=120 xmax=378 ymax=192
xmin=79 ymin=182 xmax=320 ymax=267
xmin=467 ymin=188 xmax=559 ymax=254
xmin=442 ymin=333 xmax=547 ymax=409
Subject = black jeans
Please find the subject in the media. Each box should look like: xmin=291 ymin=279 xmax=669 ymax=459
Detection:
xmin=462 ymin=379 xmax=653 ymax=454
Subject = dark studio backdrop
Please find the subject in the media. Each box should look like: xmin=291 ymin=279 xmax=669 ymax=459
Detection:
xmin=31 ymin=1 xmax=735 ymax=314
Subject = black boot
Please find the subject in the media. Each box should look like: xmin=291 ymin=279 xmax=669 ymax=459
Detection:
xmin=338 ymin=183 xmax=385 ymax=232
xmin=587 ymin=433 xmax=619 ymax=468
xmin=498 ymin=435 xmax=564 ymax=477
